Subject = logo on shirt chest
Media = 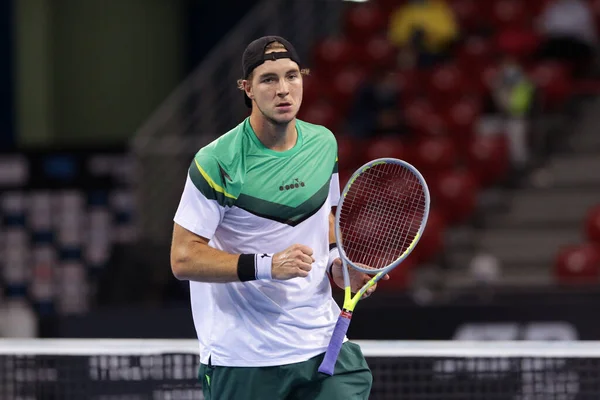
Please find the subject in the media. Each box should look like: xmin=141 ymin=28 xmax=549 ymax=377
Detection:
xmin=279 ymin=178 xmax=305 ymax=191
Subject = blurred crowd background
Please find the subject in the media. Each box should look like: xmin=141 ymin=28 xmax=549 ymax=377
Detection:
xmin=1 ymin=0 xmax=600 ymax=341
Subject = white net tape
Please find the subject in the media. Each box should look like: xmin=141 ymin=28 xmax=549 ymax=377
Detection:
xmin=1 ymin=340 xmax=600 ymax=399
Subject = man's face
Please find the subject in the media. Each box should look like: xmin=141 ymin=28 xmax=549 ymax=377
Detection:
xmin=246 ymin=51 xmax=303 ymax=125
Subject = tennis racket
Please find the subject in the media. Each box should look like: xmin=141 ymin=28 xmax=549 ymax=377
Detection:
xmin=318 ymin=157 xmax=430 ymax=376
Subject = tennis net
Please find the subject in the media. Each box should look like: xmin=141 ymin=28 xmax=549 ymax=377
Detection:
xmin=1 ymin=339 xmax=599 ymax=399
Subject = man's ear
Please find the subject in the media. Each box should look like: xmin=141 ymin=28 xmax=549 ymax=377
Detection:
xmin=244 ymin=80 xmax=253 ymax=100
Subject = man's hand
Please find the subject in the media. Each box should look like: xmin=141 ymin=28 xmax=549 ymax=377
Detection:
xmin=272 ymin=244 xmax=315 ymax=280
xmin=331 ymin=258 xmax=390 ymax=298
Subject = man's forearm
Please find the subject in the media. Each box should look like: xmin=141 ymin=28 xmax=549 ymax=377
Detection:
xmin=329 ymin=210 xmax=336 ymax=246
xmin=171 ymin=241 xmax=242 ymax=283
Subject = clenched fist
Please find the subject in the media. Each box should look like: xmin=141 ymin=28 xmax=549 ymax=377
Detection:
xmin=272 ymin=244 xmax=315 ymax=280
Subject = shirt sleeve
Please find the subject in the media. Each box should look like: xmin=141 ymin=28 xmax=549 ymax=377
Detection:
xmin=173 ymin=155 xmax=232 ymax=240
xmin=173 ymin=175 xmax=224 ymax=240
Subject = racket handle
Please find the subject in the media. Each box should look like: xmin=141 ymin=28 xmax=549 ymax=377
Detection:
xmin=318 ymin=310 xmax=352 ymax=376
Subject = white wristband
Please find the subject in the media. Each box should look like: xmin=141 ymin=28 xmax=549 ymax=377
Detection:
xmin=255 ymin=253 xmax=274 ymax=280
xmin=327 ymin=247 xmax=340 ymax=276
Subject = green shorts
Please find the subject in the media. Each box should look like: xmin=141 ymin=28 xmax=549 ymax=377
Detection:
xmin=198 ymin=341 xmax=372 ymax=400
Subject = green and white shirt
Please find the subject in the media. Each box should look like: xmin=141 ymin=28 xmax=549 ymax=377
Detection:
xmin=174 ymin=117 xmax=340 ymax=367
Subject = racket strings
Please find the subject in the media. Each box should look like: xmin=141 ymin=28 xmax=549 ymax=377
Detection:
xmin=368 ymin=168 xmax=412 ymax=266
xmin=375 ymin=166 xmax=424 ymax=262
xmin=341 ymin=168 xmax=395 ymax=268
xmin=394 ymin=174 xmax=425 ymax=253
xmin=339 ymin=163 xmax=427 ymax=270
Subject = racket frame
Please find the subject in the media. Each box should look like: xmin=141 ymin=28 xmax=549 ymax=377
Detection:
xmin=335 ymin=158 xmax=431 ymax=276
xmin=318 ymin=158 xmax=431 ymax=375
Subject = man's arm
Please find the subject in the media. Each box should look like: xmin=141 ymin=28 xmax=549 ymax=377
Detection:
xmin=171 ymin=222 xmax=240 ymax=282
xmin=328 ymin=208 xmax=336 ymax=248
xmin=327 ymin=208 xmax=341 ymax=288
xmin=170 ymin=223 xmax=315 ymax=283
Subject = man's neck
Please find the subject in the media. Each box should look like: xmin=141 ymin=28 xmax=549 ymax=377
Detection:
xmin=249 ymin=113 xmax=297 ymax=152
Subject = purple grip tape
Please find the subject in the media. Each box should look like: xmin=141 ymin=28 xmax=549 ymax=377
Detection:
xmin=318 ymin=311 xmax=352 ymax=375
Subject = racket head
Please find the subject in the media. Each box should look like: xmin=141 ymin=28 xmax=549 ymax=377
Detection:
xmin=335 ymin=158 xmax=430 ymax=275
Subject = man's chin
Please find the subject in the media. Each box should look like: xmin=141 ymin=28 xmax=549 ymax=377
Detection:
xmin=271 ymin=112 xmax=297 ymax=125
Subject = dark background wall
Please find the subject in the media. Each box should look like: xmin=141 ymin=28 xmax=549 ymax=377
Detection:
xmin=7 ymin=0 xmax=257 ymax=151
xmin=0 ymin=0 xmax=14 ymax=150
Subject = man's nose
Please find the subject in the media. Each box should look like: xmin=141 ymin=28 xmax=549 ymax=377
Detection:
xmin=276 ymin=79 xmax=290 ymax=96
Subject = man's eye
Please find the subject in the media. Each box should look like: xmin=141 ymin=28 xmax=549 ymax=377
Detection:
xmin=263 ymin=78 xmax=274 ymax=83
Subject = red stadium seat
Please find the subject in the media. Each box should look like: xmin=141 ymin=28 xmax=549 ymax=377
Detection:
xmin=525 ymin=0 xmax=551 ymax=18
xmin=527 ymin=62 xmax=573 ymax=110
xmin=397 ymin=69 xmax=424 ymax=100
xmin=336 ymin=135 xmax=362 ymax=170
xmin=420 ymin=112 xmax=447 ymax=137
xmin=362 ymin=35 xmax=397 ymax=71
xmin=475 ymin=62 xmax=501 ymax=96
xmin=329 ymin=66 xmax=368 ymax=114
xmin=300 ymin=99 xmax=340 ymax=131
xmin=426 ymin=64 xmax=467 ymax=107
xmin=456 ymin=36 xmax=496 ymax=76
xmin=465 ymin=134 xmax=510 ymax=187
xmin=403 ymin=97 xmax=446 ymax=136
xmin=448 ymin=0 xmax=486 ymax=34
xmin=442 ymin=95 xmax=482 ymax=141
xmin=337 ymin=167 xmax=355 ymax=191
xmin=312 ymin=37 xmax=355 ymax=77
xmin=403 ymin=96 xmax=431 ymax=124
xmin=413 ymin=208 xmax=446 ymax=264
xmin=301 ymin=75 xmax=328 ymax=107
xmin=374 ymin=0 xmax=408 ymax=14
xmin=363 ymin=136 xmax=408 ymax=166
xmin=376 ymin=252 xmax=414 ymax=291
xmin=490 ymin=0 xmax=530 ymax=29
xmin=590 ymin=0 xmax=600 ymax=35
xmin=344 ymin=3 xmax=387 ymax=42
xmin=554 ymin=244 xmax=600 ymax=284
xmin=585 ymin=205 xmax=600 ymax=245
xmin=431 ymin=169 xmax=478 ymax=224
xmin=412 ymin=136 xmax=458 ymax=175
xmin=496 ymin=28 xmax=541 ymax=60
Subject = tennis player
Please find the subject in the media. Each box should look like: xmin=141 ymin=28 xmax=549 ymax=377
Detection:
xmin=171 ymin=35 xmax=382 ymax=399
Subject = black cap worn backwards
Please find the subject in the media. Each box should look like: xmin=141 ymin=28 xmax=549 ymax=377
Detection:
xmin=241 ymin=35 xmax=302 ymax=108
